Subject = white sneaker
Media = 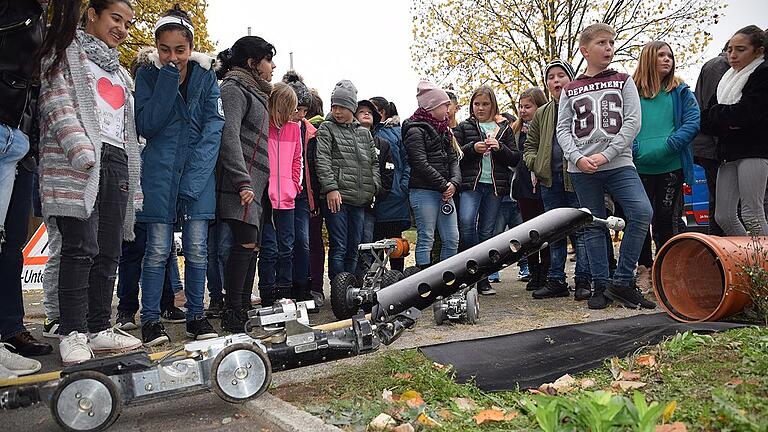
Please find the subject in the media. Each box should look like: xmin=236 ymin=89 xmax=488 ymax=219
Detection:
xmin=0 ymin=363 xmax=18 ymax=379
xmin=0 ymin=344 xmax=41 ymax=376
xmin=59 ymin=332 xmax=93 ymax=366
xmin=88 ymin=328 xmax=142 ymax=353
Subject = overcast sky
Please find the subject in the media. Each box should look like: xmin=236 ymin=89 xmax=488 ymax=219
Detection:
xmin=207 ymin=0 xmax=767 ymax=117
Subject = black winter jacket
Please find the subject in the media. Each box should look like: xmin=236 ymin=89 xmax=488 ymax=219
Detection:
xmin=511 ymin=130 xmax=540 ymax=200
xmin=374 ymin=135 xmax=395 ymax=203
xmin=0 ymin=0 xmax=44 ymax=128
xmin=402 ymin=119 xmax=461 ymax=192
xmin=453 ymin=117 xmax=520 ymax=196
xmin=701 ymin=61 xmax=768 ymax=162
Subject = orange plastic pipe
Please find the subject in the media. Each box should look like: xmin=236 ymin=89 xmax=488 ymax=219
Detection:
xmin=652 ymin=233 xmax=767 ymax=322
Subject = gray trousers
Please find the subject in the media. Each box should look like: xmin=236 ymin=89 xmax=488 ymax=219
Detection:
xmin=715 ymin=158 xmax=768 ymax=236
xmin=42 ymin=217 xmax=62 ymax=320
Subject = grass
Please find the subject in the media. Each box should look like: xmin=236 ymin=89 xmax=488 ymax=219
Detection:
xmin=272 ymin=326 xmax=768 ymax=431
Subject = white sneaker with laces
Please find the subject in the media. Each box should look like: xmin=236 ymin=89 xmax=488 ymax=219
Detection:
xmin=59 ymin=332 xmax=93 ymax=366
xmin=0 ymin=343 xmax=41 ymax=376
xmin=88 ymin=328 xmax=142 ymax=353
xmin=0 ymin=363 xmax=18 ymax=379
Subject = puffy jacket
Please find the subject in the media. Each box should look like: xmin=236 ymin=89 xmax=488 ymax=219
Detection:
xmin=692 ymin=53 xmax=729 ymax=161
xmin=298 ymin=118 xmax=318 ymax=212
xmin=701 ymin=61 xmax=768 ymax=162
xmin=134 ymin=50 xmax=224 ymax=223
xmin=511 ymin=129 xmax=540 ymax=200
xmin=374 ymin=117 xmax=411 ymax=224
xmin=453 ymin=116 xmax=520 ymax=196
xmin=268 ymin=122 xmax=302 ymax=210
xmin=523 ymin=100 xmax=573 ymax=191
xmin=402 ymin=119 xmax=461 ymax=192
xmin=314 ymin=115 xmax=380 ymax=207
xmin=305 ymin=114 xmax=324 ymax=213
xmin=0 ymin=0 xmax=44 ymax=128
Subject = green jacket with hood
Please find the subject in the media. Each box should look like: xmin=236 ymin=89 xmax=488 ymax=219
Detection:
xmin=314 ymin=114 xmax=380 ymax=207
xmin=522 ymin=100 xmax=573 ymax=191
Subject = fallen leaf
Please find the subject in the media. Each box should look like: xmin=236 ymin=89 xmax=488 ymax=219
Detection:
xmin=432 ymin=362 xmax=447 ymax=370
xmin=393 ymin=372 xmax=413 ymax=380
xmin=662 ymin=400 xmax=677 ymax=423
xmin=538 ymin=383 xmax=558 ymax=395
xmin=369 ymin=413 xmax=397 ymax=431
xmin=452 ymin=397 xmax=478 ymax=411
xmin=580 ymin=378 xmax=596 ymax=389
xmin=383 ymin=389 xmax=395 ymax=403
xmin=473 ymin=409 xmax=518 ymax=424
xmin=610 ymin=357 xmax=622 ymax=380
xmin=552 ymin=374 xmax=577 ymax=392
xmin=581 ymin=313 xmax=591 ymax=318
xmin=619 ymin=371 xmax=642 ymax=381
xmin=611 ymin=380 xmax=647 ymax=391
xmin=437 ymin=409 xmax=455 ymax=420
xmin=527 ymin=388 xmax=541 ymax=394
xmin=416 ymin=413 xmax=442 ymax=427
xmin=637 ymin=354 xmax=657 ymax=368
xmin=656 ymin=421 xmax=687 ymax=432
xmin=726 ymin=378 xmax=743 ymax=387
xmin=393 ymin=424 xmax=415 ymax=432
xmin=399 ymin=390 xmax=425 ymax=408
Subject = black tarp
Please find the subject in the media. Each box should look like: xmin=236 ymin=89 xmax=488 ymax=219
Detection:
xmin=419 ymin=313 xmax=746 ymax=391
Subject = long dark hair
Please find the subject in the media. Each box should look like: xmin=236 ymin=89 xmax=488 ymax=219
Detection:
xmin=216 ymin=36 xmax=276 ymax=80
xmin=155 ymin=4 xmax=194 ymax=48
xmin=39 ymin=0 xmax=81 ymax=77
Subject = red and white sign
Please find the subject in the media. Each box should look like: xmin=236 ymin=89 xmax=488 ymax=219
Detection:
xmin=22 ymin=223 xmax=49 ymax=290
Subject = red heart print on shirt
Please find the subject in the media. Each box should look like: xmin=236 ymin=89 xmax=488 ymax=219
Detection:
xmin=97 ymin=77 xmax=125 ymax=110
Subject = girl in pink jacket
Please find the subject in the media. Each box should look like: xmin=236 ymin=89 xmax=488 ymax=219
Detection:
xmin=257 ymin=83 xmax=302 ymax=304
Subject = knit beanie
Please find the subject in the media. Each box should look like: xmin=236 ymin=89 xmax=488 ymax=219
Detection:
xmin=416 ymin=80 xmax=450 ymax=111
xmin=330 ymin=80 xmax=358 ymax=113
xmin=545 ymin=59 xmax=576 ymax=80
xmin=283 ymin=71 xmax=312 ymax=108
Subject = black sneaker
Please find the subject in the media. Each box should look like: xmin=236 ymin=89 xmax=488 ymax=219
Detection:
xmin=43 ymin=318 xmax=61 ymax=339
xmin=205 ymin=298 xmax=225 ymax=318
xmin=115 ymin=311 xmax=138 ymax=330
xmin=477 ymin=279 xmax=496 ymax=296
xmin=186 ymin=317 xmax=218 ymax=340
xmin=532 ymin=279 xmax=570 ymax=299
xmin=574 ymin=278 xmax=592 ymax=301
xmin=142 ymin=321 xmax=170 ymax=347
xmin=605 ymin=282 xmax=657 ymax=309
xmin=588 ymin=284 xmax=613 ymax=309
xmin=161 ymin=306 xmax=186 ymax=323
xmin=220 ymin=309 xmax=248 ymax=333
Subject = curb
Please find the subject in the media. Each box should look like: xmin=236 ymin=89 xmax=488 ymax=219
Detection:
xmin=245 ymin=392 xmax=343 ymax=432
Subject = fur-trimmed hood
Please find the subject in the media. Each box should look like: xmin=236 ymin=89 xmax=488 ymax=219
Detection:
xmin=136 ymin=47 xmax=215 ymax=70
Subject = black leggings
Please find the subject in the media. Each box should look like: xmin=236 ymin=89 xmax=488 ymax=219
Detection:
xmin=223 ymin=219 xmax=259 ymax=310
xmin=639 ymin=170 xmax=683 ymax=267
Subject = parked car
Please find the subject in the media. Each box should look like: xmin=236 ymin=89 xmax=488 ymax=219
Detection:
xmin=680 ymin=164 xmax=709 ymax=233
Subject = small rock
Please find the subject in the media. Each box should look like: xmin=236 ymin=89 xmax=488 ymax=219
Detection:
xmin=222 ymin=417 xmax=232 ymax=425
xmin=369 ymin=413 xmax=396 ymax=431
xmin=580 ymin=378 xmax=596 ymax=389
xmin=393 ymin=424 xmax=415 ymax=432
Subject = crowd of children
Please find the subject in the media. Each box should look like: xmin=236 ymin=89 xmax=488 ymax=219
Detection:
xmin=0 ymin=0 xmax=767 ymax=375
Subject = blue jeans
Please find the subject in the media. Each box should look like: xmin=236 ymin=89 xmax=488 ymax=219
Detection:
xmin=117 ymin=223 xmax=178 ymax=315
xmin=458 ymin=183 xmax=502 ymax=250
xmin=409 ymin=189 xmax=459 ymax=266
xmin=362 ymin=210 xmax=375 ymax=244
xmin=0 ymin=163 xmax=32 ymax=340
xmin=540 ymin=172 xmax=590 ymax=282
xmin=322 ymin=202 xmax=364 ymax=280
xmin=0 ymin=125 xmax=30 ymax=227
xmin=206 ymin=221 xmax=232 ymax=301
xmin=571 ymin=166 xmax=653 ymax=286
xmin=292 ymin=195 xmax=311 ymax=288
xmin=258 ymin=209 xmax=295 ymax=288
xmin=141 ymin=219 xmax=208 ymax=323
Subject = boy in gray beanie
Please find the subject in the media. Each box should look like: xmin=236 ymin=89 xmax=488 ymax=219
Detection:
xmin=314 ymin=80 xmax=380 ymax=293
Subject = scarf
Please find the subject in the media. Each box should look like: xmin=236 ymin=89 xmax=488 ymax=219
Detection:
xmin=76 ymin=29 xmax=120 ymax=73
xmin=226 ymin=66 xmax=272 ymax=99
xmin=716 ymin=55 xmax=764 ymax=105
xmin=409 ymin=107 xmax=451 ymax=134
